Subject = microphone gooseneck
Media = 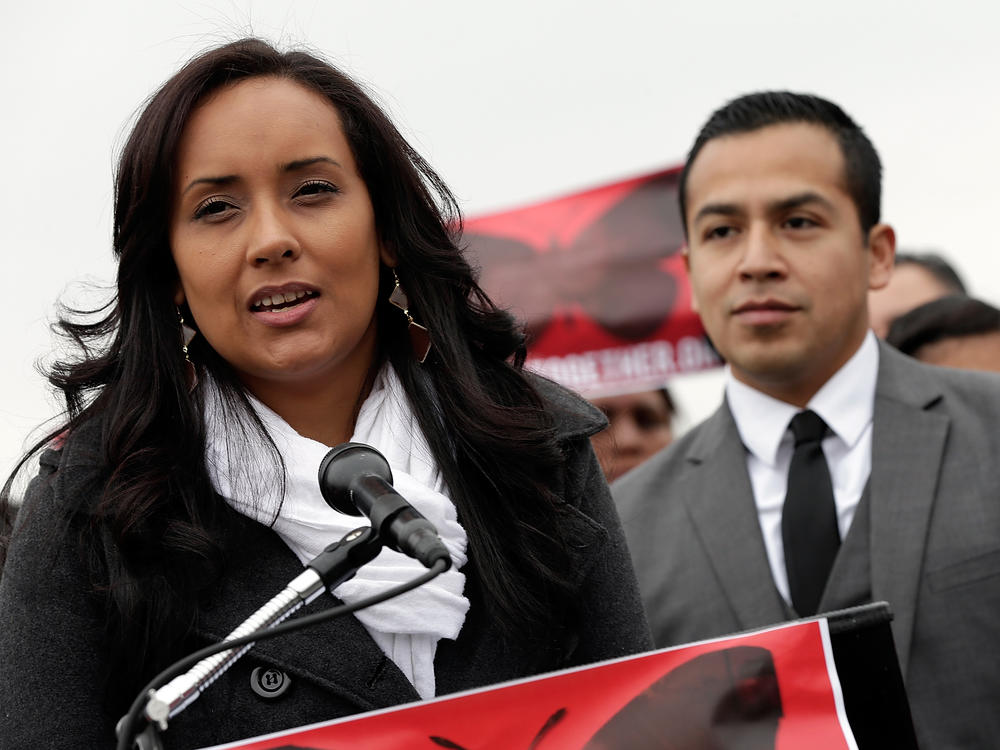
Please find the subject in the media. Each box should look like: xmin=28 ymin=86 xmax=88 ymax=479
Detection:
xmin=318 ymin=443 xmax=453 ymax=570
xmin=117 ymin=443 xmax=453 ymax=748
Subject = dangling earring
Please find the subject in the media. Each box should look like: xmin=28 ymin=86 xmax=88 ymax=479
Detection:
xmin=388 ymin=269 xmax=432 ymax=363
xmin=178 ymin=308 xmax=199 ymax=390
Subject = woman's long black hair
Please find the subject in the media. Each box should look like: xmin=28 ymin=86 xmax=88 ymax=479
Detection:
xmin=1 ymin=38 xmax=578 ymax=704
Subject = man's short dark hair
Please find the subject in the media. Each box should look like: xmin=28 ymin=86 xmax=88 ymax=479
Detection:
xmin=895 ymin=251 xmax=967 ymax=294
xmin=886 ymin=295 xmax=1000 ymax=356
xmin=679 ymin=91 xmax=882 ymax=238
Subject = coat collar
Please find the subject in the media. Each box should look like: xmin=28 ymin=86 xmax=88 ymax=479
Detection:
xmin=528 ymin=373 xmax=608 ymax=441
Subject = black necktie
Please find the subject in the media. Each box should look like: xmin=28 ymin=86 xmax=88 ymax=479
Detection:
xmin=781 ymin=410 xmax=840 ymax=616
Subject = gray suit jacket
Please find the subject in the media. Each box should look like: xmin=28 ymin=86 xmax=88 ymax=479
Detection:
xmin=614 ymin=343 xmax=1000 ymax=749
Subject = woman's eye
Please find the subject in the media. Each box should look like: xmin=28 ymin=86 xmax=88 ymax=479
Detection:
xmin=193 ymin=198 xmax=236 ymax=221
xmin=296 ymin=180 xmax=338 ymax=198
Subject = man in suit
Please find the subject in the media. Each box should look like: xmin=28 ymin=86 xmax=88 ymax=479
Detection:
xmin=614 ymin=91 xmax=1000 ymax=749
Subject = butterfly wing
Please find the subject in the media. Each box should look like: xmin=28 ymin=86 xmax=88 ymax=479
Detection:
xmin=568 ymin=172 xmax=684 ymax=342
xmin=464 ymin=233 xmax=557 ymax=345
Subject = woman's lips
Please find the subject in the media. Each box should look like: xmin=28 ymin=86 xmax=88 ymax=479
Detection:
xmin=247 ymin=283 xmax=321 ymax=327
xmin=248 ymin=283 xmax=319 ymax=310
xmin=250 ymin=289 xmax=316 ymax=311
xmin=250 ymin=294 xmax=320 ymax=327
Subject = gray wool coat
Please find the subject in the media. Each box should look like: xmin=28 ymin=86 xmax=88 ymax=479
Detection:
xmin=0 ymin=379 xmax=652 ymax=749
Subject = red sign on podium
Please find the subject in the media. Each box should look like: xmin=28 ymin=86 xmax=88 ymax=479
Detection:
xmin=199 ymin=619 xmax=857 ymax=750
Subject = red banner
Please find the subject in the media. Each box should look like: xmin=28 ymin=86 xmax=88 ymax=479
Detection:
xmin=462 ymin=169 xmax=720 ymax=397
xmin=200 ymin=619 xmax=858 ymax=750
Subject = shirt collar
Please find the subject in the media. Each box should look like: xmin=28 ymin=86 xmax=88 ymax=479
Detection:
xmin=725 ymin=331 xmax=879 ymax=467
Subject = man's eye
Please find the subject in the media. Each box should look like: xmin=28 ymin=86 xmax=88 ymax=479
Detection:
xmin=784 ymin=216 xmax=817 ymax=229
xmin=634 ymin=408 xmax=669 ymax=431
xmin=705 ymin=226 xmax=736 ymax=240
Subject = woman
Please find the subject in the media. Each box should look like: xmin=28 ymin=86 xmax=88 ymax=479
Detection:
xmin=0 ymin=38 xmax=651 ymax=748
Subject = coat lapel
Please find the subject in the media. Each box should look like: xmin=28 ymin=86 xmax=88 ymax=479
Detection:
xmin=869 ymin=345 xmax=949 ymax=678
xmin=818 ymin=478 xmax=872 ymax=613
xmin=681 ymin=403 xmax=789 ymax=630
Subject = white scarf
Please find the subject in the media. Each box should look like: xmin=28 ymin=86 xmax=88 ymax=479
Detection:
xmin=202 ymin=364 xmax=469 ymax=700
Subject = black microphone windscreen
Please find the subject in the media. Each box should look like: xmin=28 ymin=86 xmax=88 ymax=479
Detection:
xmin=318 ymin=443 xmax=393 ymax=516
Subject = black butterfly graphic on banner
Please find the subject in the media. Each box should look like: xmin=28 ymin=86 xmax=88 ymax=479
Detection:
xmin=464 ymin=171 xmax=685 ymax=346
xmin=425 ymin=647 xmax=779 ymax=749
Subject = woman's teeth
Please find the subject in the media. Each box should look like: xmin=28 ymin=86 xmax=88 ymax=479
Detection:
xmin=252 ymin=290 xmax=315 ymax=311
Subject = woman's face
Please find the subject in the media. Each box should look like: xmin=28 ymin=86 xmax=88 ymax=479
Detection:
xmin=170 ymin=76 xmax=391 ymax=397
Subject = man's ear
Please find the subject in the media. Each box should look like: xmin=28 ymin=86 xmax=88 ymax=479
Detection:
xmin=866 ymin=223 xmax=896 ymax=291
xmin=682 ymin=244 xmax=700 ymax=313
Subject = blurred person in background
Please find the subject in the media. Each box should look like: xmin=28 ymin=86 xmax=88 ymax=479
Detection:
xmin=868 ymin=251 xmax=966 ymax=337
xmin=886 ymin=294 xmax=1000 ymax=372
xmin=590 ymin=387 xmax=676 ymax=482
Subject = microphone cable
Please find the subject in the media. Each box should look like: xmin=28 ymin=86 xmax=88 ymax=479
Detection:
xmin=115 ymin=557 xmax=448 ymax=750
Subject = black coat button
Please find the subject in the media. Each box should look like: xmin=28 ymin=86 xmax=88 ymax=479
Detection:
xmin=250 ymin=666 xmax=292 ymax=699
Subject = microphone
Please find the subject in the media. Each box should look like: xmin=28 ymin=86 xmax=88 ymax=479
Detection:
xmin=319 ymin=443 xmax=452 ymax=570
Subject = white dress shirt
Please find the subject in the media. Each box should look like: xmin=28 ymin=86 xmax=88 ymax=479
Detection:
xmin=725 ymin=331 xmax=879 ymax=606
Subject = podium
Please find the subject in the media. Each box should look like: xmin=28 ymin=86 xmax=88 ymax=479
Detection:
xmin=825 ymin=602 xmax=918 ymax=748
xmin=196 ymin=602 xmax=916 ymax=750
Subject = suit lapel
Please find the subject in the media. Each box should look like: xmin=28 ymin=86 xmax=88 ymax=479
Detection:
xmin=682 ymin=403 xmax=789 ymax=630
xmin=196 ymin=515 xmax=419 ymax=709
xmin=869 ymin=345 xmax=949 ymax=678
xmin=818 ymin=478 xmax=872 ymax=613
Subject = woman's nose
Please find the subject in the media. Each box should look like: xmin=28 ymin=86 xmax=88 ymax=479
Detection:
xmin=246 ymin=205 xmax=301 ymax=265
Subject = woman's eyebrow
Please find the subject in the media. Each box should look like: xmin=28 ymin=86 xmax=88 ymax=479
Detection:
xmin=181 ymin=174 xmax=237 ymax=195
xmin=181 ymin=157 xmax=344 ymax=195
xmin=282 ymin=155 xmax=343 ymax=172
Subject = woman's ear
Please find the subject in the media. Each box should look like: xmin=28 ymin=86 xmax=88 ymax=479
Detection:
xmin=379 ymin=242 xmax=398 ymax=269
xmin=174 ymin=284 xmax=186 ymax=307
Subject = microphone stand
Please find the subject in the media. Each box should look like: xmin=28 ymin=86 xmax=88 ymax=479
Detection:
xmin=119 ymin=525 xmax=383 ymax=749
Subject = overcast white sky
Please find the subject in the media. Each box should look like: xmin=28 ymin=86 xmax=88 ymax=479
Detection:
xmin=3 ymin=0 xmax=999 ymax=477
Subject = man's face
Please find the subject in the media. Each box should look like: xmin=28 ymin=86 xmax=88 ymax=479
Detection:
xmin=683 ymin=123 xmax=895 ymax=405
